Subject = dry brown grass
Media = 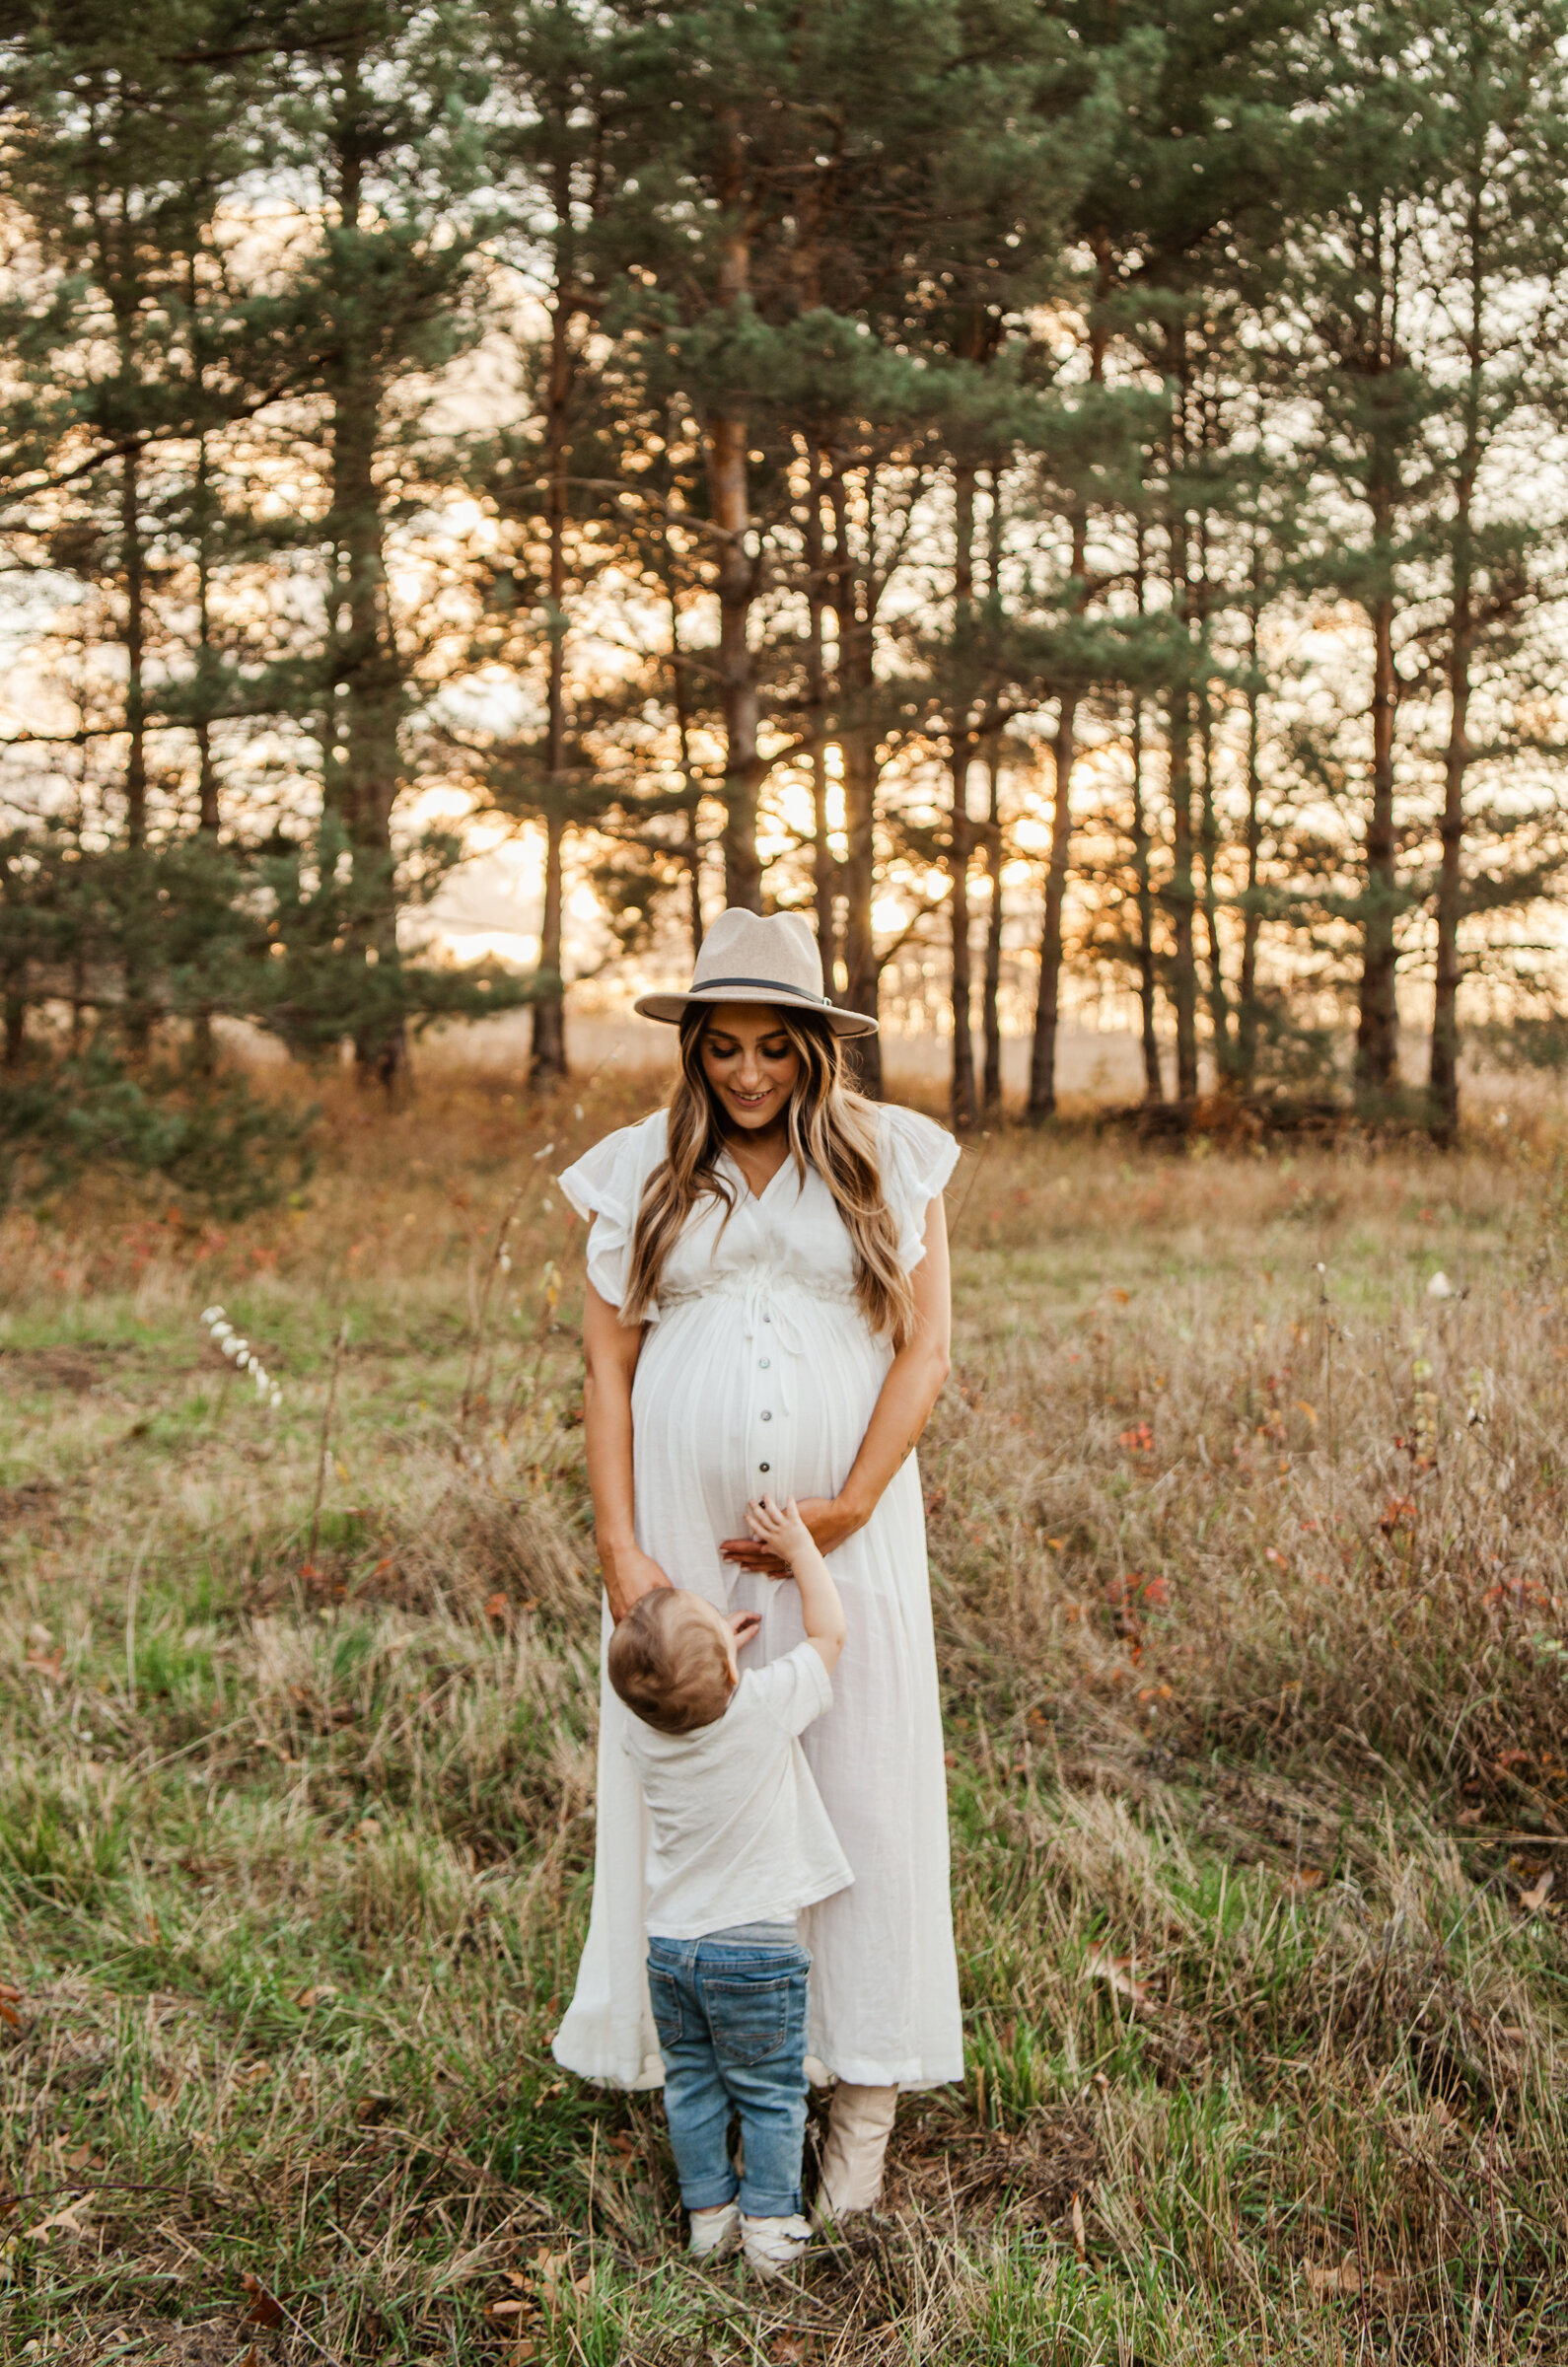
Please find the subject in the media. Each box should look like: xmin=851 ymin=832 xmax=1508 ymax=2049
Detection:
xmin=1 ymin=1070 xmax=1564 ymax=2363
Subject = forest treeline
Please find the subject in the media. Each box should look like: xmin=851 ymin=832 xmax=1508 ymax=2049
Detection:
xmin=4 ymin=0 xmax=1568 ymax=1196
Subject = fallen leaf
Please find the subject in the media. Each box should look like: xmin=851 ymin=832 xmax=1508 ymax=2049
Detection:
xmin=1284 ymin=1868 xmax=1325 ymax=1898
xmin=1083 ymin=1948 xmax=1154 ymax=2010
xmin=1306 ymin=2259 xmax=1398 ymax=2299
xmin=488 ymin=2300 xmax=529 ymax=2320
xmin=23 ymin=2201 xmax=87 ymax=2241
xmin=1070 ymin=2191 xmax=1087 ymax=2261
xmin=63 ymin=2141 xmax=95 ymax=2169
xmin=241 ymin=2273 xmax=286 ymax=2328
xmin=1457 ymin=1807 xmax=1484 ymax=1827
xmin=354 ymin=2094 xmax=395 ymax=2125
xmin=768 ymin=2335 xmax=806 ymax=2364
xmin=1519 ymin=1869 xmax=1555 ymax=1912
xmin=484 ymin=1592 xmax=510 ymax=1622
xmin=24 ymin=1651 xmax=64 ymax=1681
xmin=293 ymin=1983 xmax=338 ymax=2011
xmin=1109 ymin=1288 xmax=1131 ymax=1304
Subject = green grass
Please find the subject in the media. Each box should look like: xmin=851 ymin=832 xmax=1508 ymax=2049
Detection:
xmin=1 ymin=1074 xmax=1565 ymax=2362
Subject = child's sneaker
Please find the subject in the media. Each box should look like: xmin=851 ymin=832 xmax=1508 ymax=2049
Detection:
xmin=741 ymin=2212 xmax=813 ymax=2275
xmin=687 ymin=2200 xmax=741 ymax=2259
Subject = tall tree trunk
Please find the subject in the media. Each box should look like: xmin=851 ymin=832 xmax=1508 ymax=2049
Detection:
xmin=118 ymin=437 xmax=154 ymax=1053
xmin=1164 ymin=357 xmax=1200 ymax=1103
xmin=667 ymin=579 xmax=704 ymax=960
xmin=948 ymin=459 xmax=978 ymax=1133
xmin=1193 ymin=518 xmax=1231 ymax=1074
xmin=1028 ymin=297 xmax=1106 ymax=1121
xmin=710 ymin=123 xmax=760 ymax=911
xmin=980 ymin=473 xmax=1006 ymax=1113
xmin=1 ymin=849 xmax=24 ymax=1068
xmin=1237 ymin=590 xmax=1264 ymax=1089
xmin=981 ymin=737 xmax=1005 ymax=1114
xmin=192 ymin=431 xmax=219 ymax=1073
xmin=1430 ymin=240 xmax=1482 ymax=1148
xmin=839 ymin=730 xmax=882 ymax=1100
xmin=1130 ymin=692 xmax=1162 ymax=1103
xmin=804 ymin=441 xmax=836 ymax=979
xmin=531 ymin=270 xmax=573 ymax=1083
xmin=1027 ymin=686 xmax=1078 ymax=1121
xmin=1355 ymin=521 xmax=1400 ymax=1100
xmin=193 ymin=436 xmax=220 ymax=834
xmin=120 ymin=454 xmax=147 ymax=851
xmin=328 ymin=89 xmax=405 ymax=1090
xmin=827 ymin=450 xmax=882 ymax=1095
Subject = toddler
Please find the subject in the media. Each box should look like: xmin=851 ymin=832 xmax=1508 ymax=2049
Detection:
xmin=607 ymin=1494 xmax=850 ymax=2275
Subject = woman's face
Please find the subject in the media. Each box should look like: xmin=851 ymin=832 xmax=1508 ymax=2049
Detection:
xmin=699 ymin=1004 xmax=800 ymax=1133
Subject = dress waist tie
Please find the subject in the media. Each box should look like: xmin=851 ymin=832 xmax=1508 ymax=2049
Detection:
xmin=740 ymin=1271 xmax=808 ymax=1417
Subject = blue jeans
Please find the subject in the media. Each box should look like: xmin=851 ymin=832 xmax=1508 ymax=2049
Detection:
xmin=647 ymin=1933 xmax=812 ymax=2219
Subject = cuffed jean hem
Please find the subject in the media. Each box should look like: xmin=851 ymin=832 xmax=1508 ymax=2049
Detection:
xmin=678 ymin=2172 xmax=740 ymax=2211
xmin=738 ymin=2184 xmax=804 ymax=2219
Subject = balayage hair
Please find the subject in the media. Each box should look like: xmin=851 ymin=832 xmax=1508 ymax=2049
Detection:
xmin=620 ymin=1005 xmax=915 ymax=1347
xmin=607 ymin=1589 xmax=732 ymax=1735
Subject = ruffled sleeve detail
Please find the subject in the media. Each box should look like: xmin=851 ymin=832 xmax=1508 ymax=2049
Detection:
xmin=557 ymin=1112 xmax=670 ymax=1316
xmin=878 ymin=1105 xmax=961 ymax=1272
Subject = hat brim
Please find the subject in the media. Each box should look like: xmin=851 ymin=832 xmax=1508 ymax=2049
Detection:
xmin=632 ymin=984 xmax=879 ymax=1040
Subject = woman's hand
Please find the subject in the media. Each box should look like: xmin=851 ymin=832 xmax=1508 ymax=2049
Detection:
xmin=601 ymin=1541 xmax=673 ymax=1624
xmin=719 ymin=1495 xmax=865 ymax=1574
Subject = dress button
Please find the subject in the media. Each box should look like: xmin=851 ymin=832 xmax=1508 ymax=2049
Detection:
xmin=760 ymin=1410 xmax=772 ymax=1421
xmin=758 ymin=1357 xmax=770 ymax=1370
xmin=759 ymin=1461 xmax=770 ymax=1473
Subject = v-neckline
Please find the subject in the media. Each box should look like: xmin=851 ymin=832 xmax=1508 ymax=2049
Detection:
xmin=721 ymin=1142 xmax=794 ymax=1205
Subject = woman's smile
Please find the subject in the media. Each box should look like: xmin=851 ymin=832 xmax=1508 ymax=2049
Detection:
xmin=699 ymin=1005 xmax=801 ymax=1134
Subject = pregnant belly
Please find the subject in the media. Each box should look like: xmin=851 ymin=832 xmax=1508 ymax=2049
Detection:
xmin=631 ymin=1290 xmax=890 ymax=1546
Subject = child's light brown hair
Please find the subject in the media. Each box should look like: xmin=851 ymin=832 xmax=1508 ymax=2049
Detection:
xmin=607 ymin=1590 xmax=732 ymax=1735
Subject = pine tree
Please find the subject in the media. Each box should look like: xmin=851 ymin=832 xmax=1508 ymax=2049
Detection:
xmin=1412 ymin=0 xmax=1568 ymax=1142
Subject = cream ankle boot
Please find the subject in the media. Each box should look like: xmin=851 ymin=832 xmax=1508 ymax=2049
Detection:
xmin=813 ymin=2081 xmax=898 ymax=2223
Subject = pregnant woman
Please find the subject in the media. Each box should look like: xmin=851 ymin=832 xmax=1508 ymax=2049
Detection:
xmin=553 ymin=907 xmax=962 ymax=2217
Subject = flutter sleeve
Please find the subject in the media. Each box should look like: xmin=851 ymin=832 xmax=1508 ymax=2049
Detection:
xmin=557 ymin=1112 xmax=669 ymax=1316
xmin=878 ymin=1104 xmax=962 ymax=1273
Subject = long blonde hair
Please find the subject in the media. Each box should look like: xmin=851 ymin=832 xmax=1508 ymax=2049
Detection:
xmin=621 ymin=1006 xmax=915 ymax=1346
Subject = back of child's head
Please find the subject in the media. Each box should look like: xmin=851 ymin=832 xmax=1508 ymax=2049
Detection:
xmin=607 ymin=1589 xmax=732 ymax=1736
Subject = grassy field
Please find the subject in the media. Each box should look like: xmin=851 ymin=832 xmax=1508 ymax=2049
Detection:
xmin=2 ymin=1072 xmax=1566 ymax=2366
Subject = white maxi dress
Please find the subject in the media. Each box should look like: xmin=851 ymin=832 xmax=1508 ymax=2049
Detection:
xmin=552 ymin=1104 xmax=964 ymax=2092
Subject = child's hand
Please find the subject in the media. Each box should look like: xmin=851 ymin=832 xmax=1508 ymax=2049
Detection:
xmin=744 ymin=1493 xmax=812 ymax=1572
xmin=728 ymin=1609 xmax=761 ymax=1650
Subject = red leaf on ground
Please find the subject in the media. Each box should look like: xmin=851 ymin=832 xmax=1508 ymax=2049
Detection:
xmin=241 ymin=2273 xmax=285 ymax=2328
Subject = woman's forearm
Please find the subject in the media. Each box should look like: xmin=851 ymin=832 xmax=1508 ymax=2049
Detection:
xmin=838 ymin=1192 xmax=953 ymax=1523
xmin=835 ymin=1334 xmax=951 ymax=1524
xmin=583 ymin=1364 xmax=637 ymax=1552
xmin=581 ymin=1282 xmax=669 ymax=1619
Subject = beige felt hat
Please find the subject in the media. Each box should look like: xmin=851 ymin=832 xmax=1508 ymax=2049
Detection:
xmin=633 ymin=907 xmax=879 ymax=1038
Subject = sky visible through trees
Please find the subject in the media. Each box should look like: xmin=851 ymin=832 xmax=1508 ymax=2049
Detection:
xmin=4 ymin=0 xmax=1568 ymax=1175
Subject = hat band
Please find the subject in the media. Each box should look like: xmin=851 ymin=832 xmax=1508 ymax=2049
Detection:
xmin=687 ymin=974 xmax=831 ymax=1008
